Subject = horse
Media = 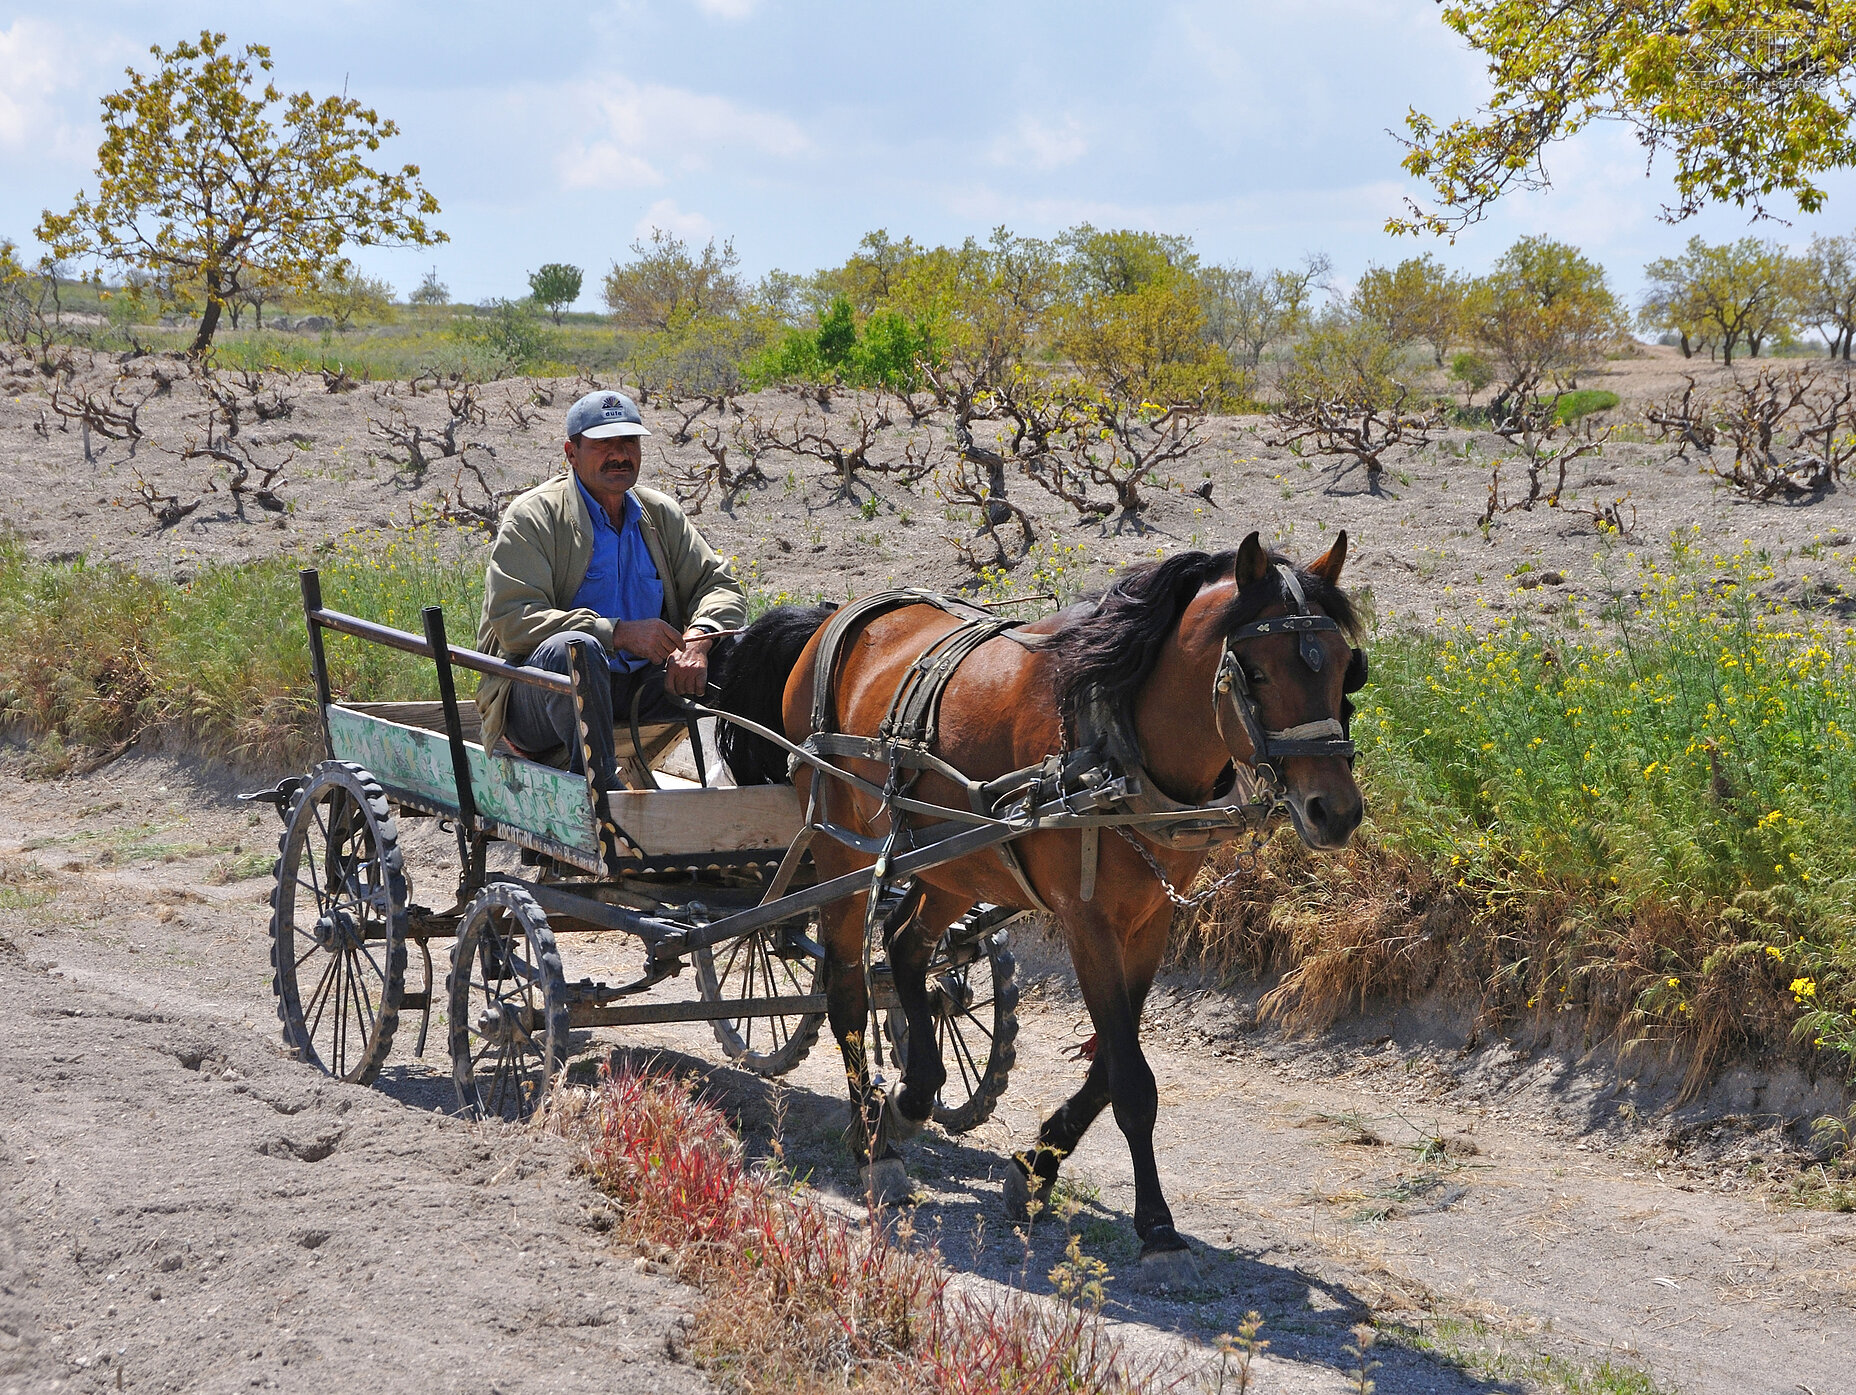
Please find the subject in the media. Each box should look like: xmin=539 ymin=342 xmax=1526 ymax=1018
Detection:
xmin=712 ymin=530 xmax=1365 ymax=1286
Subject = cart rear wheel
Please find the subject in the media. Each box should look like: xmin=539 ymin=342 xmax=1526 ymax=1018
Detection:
xmin=447 ymin=884 xmax=569 ymax=1122
xmin=694 ymin=917 xmax=825 ymax=1076
xmin=269 ymin=761 xmax=409 ymax=1084
xmin=884 ymin=911 xmax=1019 ymax=1135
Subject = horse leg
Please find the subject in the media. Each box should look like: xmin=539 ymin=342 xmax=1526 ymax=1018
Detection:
xmin=1014 ymin=900 xmax=1197 ymax=1284
xmin=881 ymin=884 xmax=971 ymax=1141
xmin=818 ymin=890 xmax=911 ymax=1205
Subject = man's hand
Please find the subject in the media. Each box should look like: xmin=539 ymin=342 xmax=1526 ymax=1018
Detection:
xmin=611 ymin=618 xmax=683 ymax=666
xmin=665 ymin=633 xmax=714 ymax=697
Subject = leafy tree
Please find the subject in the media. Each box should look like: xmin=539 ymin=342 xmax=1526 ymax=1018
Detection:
xmin=1468 ymin=237 xmax=1623 ymax=412
xmin=409 ymin=265 xmax=450 ymax=306
xmin=1799 ymin=233 xmax=1856 ymax=359
xmin=308 ymin=264 xmax=393 ymax=331
xmin=1059 ymin=273 xmax=1230 ymax=404
xmin=1057 ymin=224 xmax=1197 ymax=297
xmin=1197 ymin=256 xmax=1331 ymax=367
xmin=36 ymin=32 xmax=443 ymax=351
xmin=1278 ymin=320 xmax=1405 ymax=409
xmin=527 ymin=262 xmax=582 ymax=324
xmin=1392 ymin=1 xmax=1856 ymax=234
xmin=1637 ymin=237 xmax=1798 ymax=366
xmin=1351 ymin=254 xmax=1467 ymax=365
xmin=815 ymin=295 xmax=857 ymax=367
xmin=602 ymin=229 xmax=742 ymax=330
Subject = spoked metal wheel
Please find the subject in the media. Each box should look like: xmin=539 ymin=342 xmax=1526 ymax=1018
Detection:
xmin=269 ymin=761 xmax=409 ymax=1084
xmin=885 ymin=909 xmax=1021 ymax=1134
xmin=694 ymin=915 xmax=826 ymax=1076
xmin=447 ymin=884 xmax=570 ymax=1122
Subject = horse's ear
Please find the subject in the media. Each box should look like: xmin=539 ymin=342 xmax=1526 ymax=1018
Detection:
xmin=1308 ymin=529 xmax=1349 ymax=586
xmin=1235 ymin=532 xmax=1269 ymax=587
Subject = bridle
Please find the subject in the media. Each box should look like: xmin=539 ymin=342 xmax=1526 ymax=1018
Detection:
xmin=1210 ymin=563 xmax=1367 ymax=807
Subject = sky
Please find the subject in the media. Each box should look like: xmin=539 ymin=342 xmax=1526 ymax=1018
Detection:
xmin=8 ymin=0 xmax=1856 ymax=313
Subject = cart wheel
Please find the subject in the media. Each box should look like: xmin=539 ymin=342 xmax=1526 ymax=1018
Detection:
xmin=884 ymin=913 xmax=1020 ymax=1135
xmin=269 ymin=761 xmax=409 ymax=1085
xmin=693 ymin=917 xmax=825 ymax=1076
xmin=447 ymin=884 xmax=569 ymax=1122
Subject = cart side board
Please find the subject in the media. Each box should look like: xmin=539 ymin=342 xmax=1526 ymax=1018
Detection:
xmin=327 ymin=704 xmax=603 ymax=861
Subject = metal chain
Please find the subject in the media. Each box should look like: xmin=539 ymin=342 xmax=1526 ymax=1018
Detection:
xmin=1114 ymin=823 xmax=1272 ymax=909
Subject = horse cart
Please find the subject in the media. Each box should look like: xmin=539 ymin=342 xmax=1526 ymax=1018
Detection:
xmin=249 ymin=569 xmax=1027 ymax=1127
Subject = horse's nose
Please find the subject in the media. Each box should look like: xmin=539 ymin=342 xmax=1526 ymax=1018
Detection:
xmin=1301 ymin=790 xmax=1364 ymax=847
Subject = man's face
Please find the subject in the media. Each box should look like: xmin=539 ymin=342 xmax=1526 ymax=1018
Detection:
xmin=565 ymin=433 xmax=642 ymax=500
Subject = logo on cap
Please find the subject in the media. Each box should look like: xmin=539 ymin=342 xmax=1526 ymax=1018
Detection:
xmin=603 ymin=395 xmax=620 ymax=411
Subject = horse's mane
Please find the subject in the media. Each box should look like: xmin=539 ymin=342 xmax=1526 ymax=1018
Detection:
xmin=1045 ymin=548 xmax=1362 ymax=738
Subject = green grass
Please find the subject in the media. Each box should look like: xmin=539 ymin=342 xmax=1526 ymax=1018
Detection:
xmin=1349 ymin=532 xmax=1856 ymax=1070
xmin=0 ymin=525 xmax=485 ymax=767
xmin=1390 ymin=1315 xmax=1668 ymax=1394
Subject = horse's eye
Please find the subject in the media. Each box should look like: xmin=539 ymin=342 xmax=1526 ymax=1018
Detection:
xmin=1241 ymin=661 xmax=1267 ymax=686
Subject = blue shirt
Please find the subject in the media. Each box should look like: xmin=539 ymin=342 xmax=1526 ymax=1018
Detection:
xmin=571 ymin=479 xmax=665 ymax=672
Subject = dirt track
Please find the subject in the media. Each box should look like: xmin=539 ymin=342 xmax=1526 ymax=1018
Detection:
xmin=0 ymin=751 xmax=1851 ymax=1395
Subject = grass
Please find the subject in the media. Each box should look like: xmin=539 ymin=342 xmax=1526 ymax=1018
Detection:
xmin=1389 ymin=1315 xmax=1668 ymax=1395
xmin=0 ymin=524 xmax=484 ymax=770
xmin=1184 ymin=531 xmax=1856 ymax=1089
xmin=554 ymin=1063 xmax=1168 ymax=1394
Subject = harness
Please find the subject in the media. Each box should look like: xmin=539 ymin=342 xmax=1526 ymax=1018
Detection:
xmin=788 ymin=569 xmax=1366 ymax=911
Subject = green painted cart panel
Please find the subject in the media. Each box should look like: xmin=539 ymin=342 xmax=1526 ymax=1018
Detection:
xmin=327 ymin=705 xmax=601 ymax=859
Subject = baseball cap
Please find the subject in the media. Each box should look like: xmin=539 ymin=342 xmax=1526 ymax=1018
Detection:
xmin=565 ymin=389 xmax=652 ymax=440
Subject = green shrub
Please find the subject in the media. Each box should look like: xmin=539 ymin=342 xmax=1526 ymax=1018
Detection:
xmin=1448 ymin=350 xmax=1493 ymax=401
xmin=1548 ymin=388 xmax=1619 ymax=423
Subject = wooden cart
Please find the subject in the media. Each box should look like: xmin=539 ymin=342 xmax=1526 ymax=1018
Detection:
xmin=251 ymin=570 xmax=1020 ymax=1127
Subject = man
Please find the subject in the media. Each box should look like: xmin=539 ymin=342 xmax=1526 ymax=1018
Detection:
xmin=474 ymin=389 xmax=747 ymax=790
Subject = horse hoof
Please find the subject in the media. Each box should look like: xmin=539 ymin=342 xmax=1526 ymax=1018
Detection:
xmin=881 ymin=1089 xmax=926 ymax=1143
xmin=1130 ymin=1244 xmax=1199 ymax=1293
xmin=860 ymin=1157 xmax=913 ymax=1207
xmin=1002 ymin=1161 xmax=1054 ymax=1224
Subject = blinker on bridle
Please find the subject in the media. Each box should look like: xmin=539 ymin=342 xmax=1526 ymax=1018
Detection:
xmin=1212 ymin=563 xmax=1367 ymax=794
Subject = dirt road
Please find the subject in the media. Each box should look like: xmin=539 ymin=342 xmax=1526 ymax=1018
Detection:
xmin=1 ymin=750 xmax=1851 ymax=1394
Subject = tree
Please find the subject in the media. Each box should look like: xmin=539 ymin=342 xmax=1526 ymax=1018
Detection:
xmin=1799 ymin=233 xmax=1856 ymax=359
xmin=1637 ymin=237 xmax=1798 ymax=366
xmin=1350 ymin=255 xmax=1467 ymax=365
xmin=309 ymin=263 xmax=393 ymax=331
xmin=1395 ymin=2 xmax=1856 ymax=234
xmin=602 ymin=229 xmax=742 ymax=330
xmin=527 ymin=262 xmax=582 ymax=324
xmin=1057 ymin=224 xmax=1197 ymax=297
xmin=37 ymin=32 xmax=442 ymax=352
xmin=409 ymin=265 xmax=449 ymax=306
xmin=1469 ymin=237 xmax=1623 ymax=412
xmin=1198 ymin=256 xmax=1331 ymax=367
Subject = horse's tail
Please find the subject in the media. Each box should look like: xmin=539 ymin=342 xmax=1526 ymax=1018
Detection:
xmin=712 ymin=602 xmax=836 ymax=786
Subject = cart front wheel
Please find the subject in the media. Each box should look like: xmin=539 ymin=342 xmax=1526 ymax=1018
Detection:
xmin=447 ymin=884 xmax=569 ymax=1122
xmin=269 ymin=760 xmax=409 ymax=1084
xmin=694 ymin=917 xmax=825 ymax=1077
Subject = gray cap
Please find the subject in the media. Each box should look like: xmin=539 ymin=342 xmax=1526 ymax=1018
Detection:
xmin=565 ymin=389 xmax=652 ymax=440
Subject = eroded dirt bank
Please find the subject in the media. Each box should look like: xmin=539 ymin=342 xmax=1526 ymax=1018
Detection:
xmin=0 ymin=750 xmax=1851 ymax=1395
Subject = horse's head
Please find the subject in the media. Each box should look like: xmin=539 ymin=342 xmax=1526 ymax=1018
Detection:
xmin=1181 ymin=530 xmax=1366 ymax=850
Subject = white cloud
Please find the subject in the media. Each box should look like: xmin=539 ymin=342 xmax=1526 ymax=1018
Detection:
xmin=988 ymin=115 xmax=1087 ymax=172
xmin=0 ymin=17 xmax=110 ymax=161
xmin=635 ymin=198 xmax=715 ymax=243
xmin=690 ymin=0 xmax=760 ymax=18
xmin=552 ymin=77 xmax=807 ymax=192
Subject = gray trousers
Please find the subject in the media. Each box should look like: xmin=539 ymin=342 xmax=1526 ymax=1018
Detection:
xmin=504 ymin=632 xmax=680 ymax=790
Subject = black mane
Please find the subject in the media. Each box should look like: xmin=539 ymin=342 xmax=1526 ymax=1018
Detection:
xmin=1045 ymin=548 xmax=1361 ymax=738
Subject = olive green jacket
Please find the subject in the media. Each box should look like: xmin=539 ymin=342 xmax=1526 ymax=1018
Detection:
xmin=474 ymin=472 xmax=747 ymax=754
